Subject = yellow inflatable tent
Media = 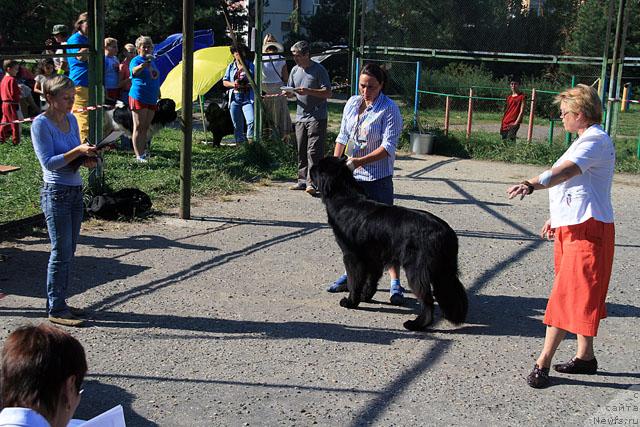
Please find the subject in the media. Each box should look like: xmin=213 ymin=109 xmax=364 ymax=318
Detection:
xmin=160 ymin=46 xmax=233 ymax=111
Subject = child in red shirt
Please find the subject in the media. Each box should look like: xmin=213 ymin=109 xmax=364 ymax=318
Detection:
xmin=1 ymin=60 xmax=22 ymax=145
xmin=500 ymin=79 xmax=525 ymax=142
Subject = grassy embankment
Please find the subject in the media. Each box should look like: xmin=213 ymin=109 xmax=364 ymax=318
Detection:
xmin=1 ymin=104 xmax=638 ymax=225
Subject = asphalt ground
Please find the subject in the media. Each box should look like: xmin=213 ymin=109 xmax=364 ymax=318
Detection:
xmin=1 ymin=154 xmax=639 ymax=426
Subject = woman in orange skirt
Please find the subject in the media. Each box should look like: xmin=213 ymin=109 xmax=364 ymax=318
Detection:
xmin=507 ymin=84 xmax=615 ymax=389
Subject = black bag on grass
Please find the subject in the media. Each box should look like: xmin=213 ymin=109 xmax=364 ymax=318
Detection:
xmin=87 ymin=188 xmax=152 ymax=219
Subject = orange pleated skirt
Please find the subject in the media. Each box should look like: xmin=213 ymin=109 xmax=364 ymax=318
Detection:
xmin=543 ymin=217 xmax=615 ymax=337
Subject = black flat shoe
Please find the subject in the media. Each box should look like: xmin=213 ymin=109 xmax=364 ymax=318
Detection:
xmin=527 ymin=364 xmax=550 ymax=389
xmin=553 ymin=357 xmax=597 ymax=375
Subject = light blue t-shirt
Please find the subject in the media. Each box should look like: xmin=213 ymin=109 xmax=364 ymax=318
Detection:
xmin=67 ymin=32 xmax=89 ymax=87
xmin=287 ymin=61 xmax=331 ymax=122
xmin=129 ymin=55 xmax=160 ymax=105
xmin=0 ymin=407 xmax=50 ymax=427
xmin=31 ymin=113 xmax=82 ymax=186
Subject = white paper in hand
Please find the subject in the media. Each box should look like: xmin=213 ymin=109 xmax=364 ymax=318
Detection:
xmin=68 ymin=405 xmax=126 ymax=427
xmin=95 ymin=131 xmax=124 ymax=149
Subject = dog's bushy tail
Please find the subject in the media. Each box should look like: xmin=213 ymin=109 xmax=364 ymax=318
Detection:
xmin=430 ymin=230 xmax=468 ymax=324
xmin=432 ymin=272 xmax=468 ymax=324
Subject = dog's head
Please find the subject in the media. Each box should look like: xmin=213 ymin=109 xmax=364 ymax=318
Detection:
xmin=311 ymin=156 xmax=362 ymax=199
xmin=152 ymin=98 xmax=177 ymax=125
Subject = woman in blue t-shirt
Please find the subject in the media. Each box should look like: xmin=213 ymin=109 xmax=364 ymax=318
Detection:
xmin=129 ymin=35 xmax=160 ymax=162
xmin=31 ymin=75 xmax=98 ymax=327
xmin=66 ymin=12 xmax=90 ymax=142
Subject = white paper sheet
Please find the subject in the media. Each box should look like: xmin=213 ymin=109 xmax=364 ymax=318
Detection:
xmin=95 ymin=131 xmax=124 ymax=149
xmin=67 ymin=405 xmax=126 ymax=427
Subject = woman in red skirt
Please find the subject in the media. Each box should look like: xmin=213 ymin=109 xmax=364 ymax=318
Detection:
xmin=507 ymin=84 xmax=615 ymax=389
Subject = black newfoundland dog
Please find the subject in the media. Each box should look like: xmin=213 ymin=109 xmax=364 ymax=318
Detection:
xmin=311 ymin=156 xmax=468 ymax=331
xmin=203 ymin=101 xmax=235 ymax=146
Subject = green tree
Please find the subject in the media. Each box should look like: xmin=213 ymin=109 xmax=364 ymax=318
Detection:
xmin=564 ymin=0 xmax=640 ymax=57
xmin=0 ymin=0 xmax=241 ymax=51
xmin=303 ymin=0 xmax=349 ymax=45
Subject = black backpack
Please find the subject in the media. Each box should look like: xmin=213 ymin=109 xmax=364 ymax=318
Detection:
xmin=87 ymin=188 xmax=152 ymax=220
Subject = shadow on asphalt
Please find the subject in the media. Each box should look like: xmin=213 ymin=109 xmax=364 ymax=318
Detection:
xmin=75 ymin=379 xmax=158 ymax=427
xmin=0 ymin=249 xmax=146 ymax=300
xmin=395 ymin=192 xmax=511 ymax=207
xmin=549 ymin=376 xmax=638 ymax=390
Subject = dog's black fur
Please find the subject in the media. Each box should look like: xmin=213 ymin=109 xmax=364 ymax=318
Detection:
xmin=311 ymin=156 xmax=468 ymax=331
xmin=204 ymin=101 xmax=235 ymax=146
xmin=103 ymin=98 xmax=177 ymax=139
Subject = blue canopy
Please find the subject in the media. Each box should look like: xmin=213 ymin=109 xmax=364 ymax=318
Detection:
xmin=153 ymin=29 xmax=214 ymax=86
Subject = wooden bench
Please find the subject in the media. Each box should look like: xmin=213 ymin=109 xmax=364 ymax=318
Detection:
xmin=0 ymin=165 xmax=20 ymax=175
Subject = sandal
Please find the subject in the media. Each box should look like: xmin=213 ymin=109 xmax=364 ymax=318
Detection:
xmin=526 ymin=364 xmax=550 ymax=389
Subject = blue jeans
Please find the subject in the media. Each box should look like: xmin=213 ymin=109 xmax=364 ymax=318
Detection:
xmin=40 ymin=183 xmax=84 ymax=316
xmin=230 ymin=93 xmax=254 ymax=143
xmin=360 ymin=176 xmax=394 ymax=205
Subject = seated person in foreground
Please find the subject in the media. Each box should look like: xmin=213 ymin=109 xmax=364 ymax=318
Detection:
xmin=0 ymin=323 xmax=88 ymax=427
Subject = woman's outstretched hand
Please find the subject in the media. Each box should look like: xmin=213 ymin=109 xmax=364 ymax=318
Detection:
xmin=507 ymin=183 xmax=530 ymax=200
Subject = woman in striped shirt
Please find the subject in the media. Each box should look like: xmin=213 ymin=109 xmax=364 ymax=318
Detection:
xmin=326 ymin=63 xmax=405 ymax=304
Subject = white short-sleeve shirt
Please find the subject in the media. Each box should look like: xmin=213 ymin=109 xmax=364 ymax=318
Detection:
xmin=548 ymin=124 xmax=615 ymax=228
xmin=261 ymin=54 xmax=286 ymax=84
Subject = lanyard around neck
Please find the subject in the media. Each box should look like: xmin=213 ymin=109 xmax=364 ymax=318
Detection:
xmin=351 ymin=98 xmax=372 ymax=141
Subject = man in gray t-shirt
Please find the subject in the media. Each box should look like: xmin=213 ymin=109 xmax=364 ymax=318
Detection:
xmin=285 ymin=40 xmax=332 ymax=195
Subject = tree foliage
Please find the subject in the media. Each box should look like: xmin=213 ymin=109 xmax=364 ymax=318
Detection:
xmin=563 ymin=0 xmax=640 ymax=57
xmin=362 ymin=0 xmax=581 ymax=54
xmin=0 ymin=0 xmax=241 ymax=51
xmin=300 ymin=0 xmax=349 ymax=45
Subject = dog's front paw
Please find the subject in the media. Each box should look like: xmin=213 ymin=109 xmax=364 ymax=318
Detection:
xmin=339 ymin=297 xmax=358 ymax=309
xmin=403 ymin=319 xmax=428 ymax=332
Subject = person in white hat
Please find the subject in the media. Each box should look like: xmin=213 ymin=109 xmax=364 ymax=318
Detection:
xmin=261 ymin=34 xmax=291 ymax=142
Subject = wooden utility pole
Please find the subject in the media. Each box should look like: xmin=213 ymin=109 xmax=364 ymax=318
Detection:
xmin=254 ymin=0 xmax=264 ymax=143
xmin=180 ymin=0 xmax=194 ymax=219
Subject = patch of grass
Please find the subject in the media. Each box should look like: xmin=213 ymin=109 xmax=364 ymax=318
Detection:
xmin=0 ymin=128 xmax=298 ymax=225
xmin=0 ymin=134 xmax=44 ymax=223
xmin=617 ymin=108 xmax=640 ymax=138
xmin=2 ymin=107 xmax=638 ymax=225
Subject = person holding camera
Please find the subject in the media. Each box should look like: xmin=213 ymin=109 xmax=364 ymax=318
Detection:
xmin=223 ymin=43 xmax=255 ymax=144
xmin=129 ymin=35 xmax=159 ymax=162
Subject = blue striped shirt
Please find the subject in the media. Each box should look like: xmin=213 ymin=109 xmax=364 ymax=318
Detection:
xmin=336 ymin=93 xmax=402 ymax=181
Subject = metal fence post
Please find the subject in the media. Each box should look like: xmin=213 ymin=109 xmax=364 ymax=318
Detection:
xmin=444 ymin=96 xmax=450 ymax=137
xmin=621 ymin=84 xmax=629 ymax=112
xmin=413 ymin=61 xmax=421 ymax=129
xmin=466 ymin=88 xmax=473 ymax=140
xmin=527 ymin=88 xmax=536 ymax=143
